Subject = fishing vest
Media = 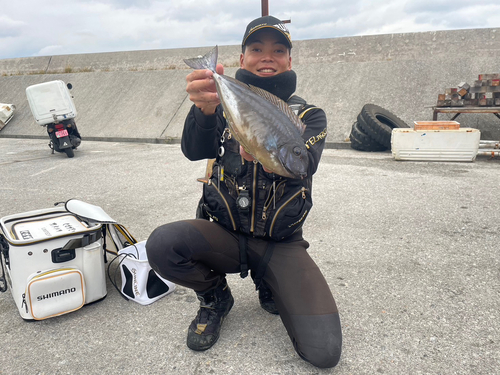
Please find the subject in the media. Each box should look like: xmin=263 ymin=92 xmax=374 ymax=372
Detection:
xmin=197 ymin=95 xmax=316 ymax=241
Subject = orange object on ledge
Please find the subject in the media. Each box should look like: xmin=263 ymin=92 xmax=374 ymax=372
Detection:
xmin=414 ymin=121 xmax=460 ymax=130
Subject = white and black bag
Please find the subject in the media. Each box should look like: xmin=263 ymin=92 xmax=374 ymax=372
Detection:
xmin=0 ymin=200 xmax=116 ymax=320
xmin=108 ymin=240 xmax=176 ymax=305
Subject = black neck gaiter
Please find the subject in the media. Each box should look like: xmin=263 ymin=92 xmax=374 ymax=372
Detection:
xmin=235 ymin=69 xmax=297 ymax=102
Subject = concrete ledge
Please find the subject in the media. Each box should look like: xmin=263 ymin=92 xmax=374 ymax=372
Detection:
xmin=0 ymin=133 xmax=351 ymax=149
xmin=2 ymin=28 xmax=500 ymax=144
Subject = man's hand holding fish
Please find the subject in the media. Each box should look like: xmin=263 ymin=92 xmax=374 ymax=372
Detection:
xmin=239 ymin=145 xmax=274 ymax=173
xmin=185 ymin=63 xmax=224 ymax=115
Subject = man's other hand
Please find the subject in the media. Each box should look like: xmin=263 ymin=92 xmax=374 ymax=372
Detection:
xmin=240 ymin=146 xmax=273 ymax=173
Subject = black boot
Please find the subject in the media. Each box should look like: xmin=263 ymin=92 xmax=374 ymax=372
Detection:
xmin=258 ymin=281 xmax=279 ymax=315
xmin=187 ymin=280 xmax=234 ymax=351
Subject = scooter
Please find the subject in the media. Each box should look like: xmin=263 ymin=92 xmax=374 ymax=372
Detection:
xmin=43 ymin=83 xmax=82 ymax=158
xmin=46 ymin=117 xmax=82 ymax=158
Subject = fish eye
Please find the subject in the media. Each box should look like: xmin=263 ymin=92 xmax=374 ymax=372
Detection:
xmin=293 ymin=146 xmax=302 ymax=156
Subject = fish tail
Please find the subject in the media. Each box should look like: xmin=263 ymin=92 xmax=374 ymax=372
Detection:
xmin=183 ymin=45 xmax=218 ymax=72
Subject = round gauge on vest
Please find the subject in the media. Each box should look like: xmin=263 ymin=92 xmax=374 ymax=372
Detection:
xmin=236 ymin=191 xmax=251 ymax=210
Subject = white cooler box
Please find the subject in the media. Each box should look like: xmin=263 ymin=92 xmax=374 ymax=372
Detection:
xmin=26 ymin=80 xmax=77 ymax=125
xmin=0 ymin=103 xmax=16 ymax=130
xmin=391 ymin=128 xmax=481 ymax=162
xmin=0 ymin=207 xmax=106 ymax=320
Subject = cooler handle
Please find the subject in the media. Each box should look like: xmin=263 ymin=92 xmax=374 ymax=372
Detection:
xmin=0 ymin=234 xmax=9 ymax=292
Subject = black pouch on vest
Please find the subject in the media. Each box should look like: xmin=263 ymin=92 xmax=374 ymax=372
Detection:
xmin=198 ymin=179 xmax=239 ymax=232
xmin=265 ymin=186 xmax=312 ymax=241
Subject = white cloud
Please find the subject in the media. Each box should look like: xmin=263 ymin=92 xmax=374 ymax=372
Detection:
xmin=36 ymin=45 xmax=65 ymax=57
xmin=1 ymin=0 xmax=500 ymax=59
xmin=0 ymin=15 xmax=26 ymax=38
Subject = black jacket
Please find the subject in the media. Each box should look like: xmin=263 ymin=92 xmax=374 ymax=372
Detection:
xmin=181 ymin=95 xmax=327 ymax=241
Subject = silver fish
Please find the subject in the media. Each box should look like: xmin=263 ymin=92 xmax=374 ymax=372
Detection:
xmin=184 ymin=46 xmax=308 ymax=179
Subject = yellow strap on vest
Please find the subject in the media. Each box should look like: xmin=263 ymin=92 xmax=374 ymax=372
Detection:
xmin=299 ymin=106 xmax=317 ymax=119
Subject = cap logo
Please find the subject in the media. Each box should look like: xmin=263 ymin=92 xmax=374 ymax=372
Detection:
xmin=249 ymin=23 xmax=268 ymax=33
xmin=248 ymin=23 xmax=291 ymax=41
xmin=243 ymin=17 xmax=292 ymax=47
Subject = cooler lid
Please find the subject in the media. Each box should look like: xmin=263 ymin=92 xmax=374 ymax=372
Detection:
xmin=11 ymin=215 xmax=89 ymax=241
xmin=64 ymin=199 xmax=117 ymax=224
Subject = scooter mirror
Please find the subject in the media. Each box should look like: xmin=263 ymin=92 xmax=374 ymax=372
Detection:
xmin=67 ymin=83 xmax=73 ymax=90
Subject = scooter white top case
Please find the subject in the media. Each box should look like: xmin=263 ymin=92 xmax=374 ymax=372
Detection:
xmin=26 ymin=80 xmax=77 ymax=126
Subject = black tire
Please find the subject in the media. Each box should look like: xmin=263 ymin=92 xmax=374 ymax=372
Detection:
xmin=350 ymin=121 xmax=388 ymax=151
xmin=349 ymin=122 xmax=387 ymax=152
xmin=358 ymin=104 xmax=409 ymax=148
xmin=64 ymin=148 xmax=75 ymax=158
xmin=349 ymin=134 xmax=372 ymax=151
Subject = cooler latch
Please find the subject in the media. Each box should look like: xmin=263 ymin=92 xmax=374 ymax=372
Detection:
xmin=61 ymin=230 xmax=102 ymax=251
xmin=51 ymin=248 xmax=76 ymax=263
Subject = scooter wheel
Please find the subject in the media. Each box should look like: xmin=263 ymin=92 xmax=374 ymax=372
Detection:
xmin=64 ymin=148 xmax=75 ymax=158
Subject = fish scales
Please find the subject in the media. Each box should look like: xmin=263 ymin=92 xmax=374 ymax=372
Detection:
xmin=184 ymin=46 xmax=309 ymax=179
xmin=220 ymin=77 xmax=300 ymax=175
xmin=222 ymin=79 xmax=295 ymax=152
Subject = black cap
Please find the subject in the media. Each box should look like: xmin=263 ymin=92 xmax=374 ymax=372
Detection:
xmin=242 ymin=16 xmax=292 ymax=49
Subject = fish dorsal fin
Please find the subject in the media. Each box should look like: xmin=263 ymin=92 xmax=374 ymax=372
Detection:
xmin=247 ymin=84 xmax=306 ymax=135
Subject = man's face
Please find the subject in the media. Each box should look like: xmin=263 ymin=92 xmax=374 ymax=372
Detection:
xmin=240 ymin=29 xmax=292 ymax=77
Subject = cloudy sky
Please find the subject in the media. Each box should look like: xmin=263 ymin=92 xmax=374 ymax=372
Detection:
xmin=2 ymin=0 xmax=500 ymax=60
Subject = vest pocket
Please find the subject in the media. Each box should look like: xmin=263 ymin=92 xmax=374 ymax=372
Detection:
xmin=199 ymin=180 xmax=238 ymax=231
xmin=266 ymin=187 xmax=312 ymax=241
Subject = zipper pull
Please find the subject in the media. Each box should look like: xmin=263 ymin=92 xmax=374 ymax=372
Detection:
xmin=21 ymin=293 xmax=28 ymax=313
xmin=301 ymin=188 xmax=306 ymax=199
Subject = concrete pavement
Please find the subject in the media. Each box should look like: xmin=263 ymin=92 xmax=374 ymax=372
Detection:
xmin=0 ymin=138 xmax=499 ymax=374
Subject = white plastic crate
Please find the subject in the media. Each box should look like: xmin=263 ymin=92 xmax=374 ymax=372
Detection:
xmin=391 ymin=128 xmax=481 ymax=162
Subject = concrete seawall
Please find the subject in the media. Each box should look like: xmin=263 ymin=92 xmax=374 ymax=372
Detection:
xmin=2 ymin=27 xmax=500 ymax=146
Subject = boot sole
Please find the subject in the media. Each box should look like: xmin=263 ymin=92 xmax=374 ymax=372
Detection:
xmin=260 ymin=301 xmax=279 ymax=315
